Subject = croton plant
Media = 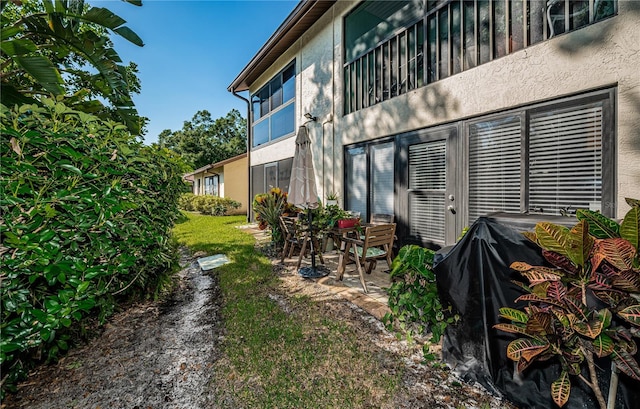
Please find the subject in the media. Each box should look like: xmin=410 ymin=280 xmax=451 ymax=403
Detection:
xmin=495 ymin=198 xmax=640 ymax=408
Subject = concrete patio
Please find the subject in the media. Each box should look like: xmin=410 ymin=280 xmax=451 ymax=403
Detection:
xmin=242 ymin=223 xmax=392 ymax=320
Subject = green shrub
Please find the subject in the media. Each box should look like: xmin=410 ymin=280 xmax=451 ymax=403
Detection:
xmin=0 ymin=100 xmax=187 ymax=396
xmin=179 ymin=192 xmax=197 ymax=211
xmin=178 ymin=193 xmax=241 ymax=216
xmin=383 ymin=245 xmax=458 ymax=358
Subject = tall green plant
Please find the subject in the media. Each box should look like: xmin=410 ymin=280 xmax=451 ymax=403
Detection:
xmin=384 ymin=245 xmax=458 ymax=358
xmin=0 ymin=100 xmax=186 ymax=396
xmin=495 ymin=199 xmax=640 ymax=408
xmin=252 ymin=187 xmax=296 ymax=246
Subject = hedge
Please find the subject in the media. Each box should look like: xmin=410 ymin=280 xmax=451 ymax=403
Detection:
xmin=0 ymin=100 xmax=187 ymax=396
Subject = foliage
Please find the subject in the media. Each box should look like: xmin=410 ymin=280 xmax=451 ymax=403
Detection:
xmin=0 ymin=100 xmax=186 ymax=397
xmin=325 ymin=191 xmax=339 ymax=201
xmin=252 ymin=187 xmax=297 ymax=246
xmin=383 ymin=245 xmax=459 ymax=355
xmin=1 ymin=0 xmax=145 ymax=134
xmin=495 ymin=199 xmax=640 ymax=408
xmin=172 ymin=213 xmax=399 ymax=408
xmin=178 ymin=192 xmax=241 ymax=216
xmin=158 ymin=109 xmax=246 ymax=169
xmin=317 ymin=204 xmax=351 ymax=229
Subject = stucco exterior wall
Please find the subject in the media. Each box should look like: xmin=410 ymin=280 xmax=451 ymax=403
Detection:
xmin=249 ymin=1 xmax=640 ymax=217
xmin=223 ymin=156 xmax=249 ymax=214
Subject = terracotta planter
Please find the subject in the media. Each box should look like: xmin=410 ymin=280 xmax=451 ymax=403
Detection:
xmin=337 ymin=218 xmax=359 ymax=229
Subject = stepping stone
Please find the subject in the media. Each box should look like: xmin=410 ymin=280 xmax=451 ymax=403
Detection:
xmin=197 ymin=254 xmax=230 ymax=271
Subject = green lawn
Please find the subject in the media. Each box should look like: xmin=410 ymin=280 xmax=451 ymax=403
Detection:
xmin=172 ymin=212 xmax=400 ymax=408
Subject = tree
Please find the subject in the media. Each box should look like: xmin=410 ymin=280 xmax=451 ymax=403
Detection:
xmin=158 ymin=109 xmax=247 ymax=169
xmin=1 ymin=0 xmax=144 ymax=134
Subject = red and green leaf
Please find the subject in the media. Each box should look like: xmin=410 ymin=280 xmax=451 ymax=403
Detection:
xmin=507 ymin=338 xmax=549 ymax=361
xmin=547 ymin=281 xmax=567 ymax=302
xmin=499 ymin=307 xmax=529 ymax=324
xmin=591 ymin=334 xmax=614 ymax=358
xmin=611 ymin=349 xmax=640 ymax=381
xmin=543 ymin=250 xmax=579 ymax=274
xmin=536 ymin=222 xmax=572 ymax=257
xmin=521 ymin=269 xmax=563 ymax=285
xmin=494 ymin=323 xmax=529 ymax=336
xmin=610 ymin=270 xmax=640 ymax=292
xmin=551 ymin=370 xmax=571 ymax=408
xmin=526 ymin=312 xmax=553 ymax=335
xmin=592 ymin=238 xmax=636 ymax=272
xmin=571 ymin=319 xmax=604 ymax=339
xmin=566 ymin=220 xmax=594 ymax=268
xmin=576 ymin=208 xmax=620 ymax=239
xmin=618 ymin=305 xmax=640 ymax=327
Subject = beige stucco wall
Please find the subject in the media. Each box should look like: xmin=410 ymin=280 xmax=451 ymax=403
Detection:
xmin=250 ymin=1 xmax=640 ymax=217
xmin=223 ymin=156 xmax=249 ymax=215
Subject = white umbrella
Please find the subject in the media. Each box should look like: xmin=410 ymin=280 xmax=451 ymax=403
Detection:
xmin=288 ymin=126 xmax=327 ymax=278
xmin=288 ymin=126 xmax=319 ymax=210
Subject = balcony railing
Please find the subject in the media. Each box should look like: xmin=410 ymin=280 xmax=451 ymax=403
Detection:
xmin=343 ymin=0 xmax=616 ymax=115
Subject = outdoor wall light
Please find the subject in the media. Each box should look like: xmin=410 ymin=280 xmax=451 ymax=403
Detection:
xmin=304 ymin=113 xmax=317 ymax=122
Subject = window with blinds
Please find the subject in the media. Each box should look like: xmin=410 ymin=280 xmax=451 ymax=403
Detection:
xmin=467 ymin=94 xmax=610 ymax=223
xmin=371 ymin=142 xmax=395 ymax=216
xmin=345 ymin=147 xmax=368 ymax=220
xmin=529 ymin=103 xmax=603 ymax=215
xmin=409 ymin=140 xmax=446 ymax=243
xmin=468 ymin=115 xmax=522 ymax=221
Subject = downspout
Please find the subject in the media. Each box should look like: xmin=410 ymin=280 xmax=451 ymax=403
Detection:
xmin=231 ymin=88 xmax=252 ymax=223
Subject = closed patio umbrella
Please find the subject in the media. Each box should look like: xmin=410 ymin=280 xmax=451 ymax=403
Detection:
xmin=288 ymin=125 xmax=328 ymax=278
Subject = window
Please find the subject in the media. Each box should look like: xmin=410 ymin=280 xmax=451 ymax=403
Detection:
xmin=205 ymin=175 xmax=220 ymax=196
xmin=251 ymin=62 xmax=296 ymax=147
xmin=345 ymin=141 xmax=395 ymax=222
xmin=344 ymin=0 xmax=617 ymax=114
xmin=250 ymin=158 xmax=294 ymax=209
xmin=250 ymin=158 xmax=294 ymax=221
xmin=467 ymin=89 xmax=614 ymax=222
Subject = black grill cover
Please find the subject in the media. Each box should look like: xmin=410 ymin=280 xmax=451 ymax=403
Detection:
xmin=433 ymin=217 xmax=638 ymax=409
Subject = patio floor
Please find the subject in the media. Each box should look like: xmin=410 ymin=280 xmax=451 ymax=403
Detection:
xmin=240 ymin=223 xmax=392 ymax=320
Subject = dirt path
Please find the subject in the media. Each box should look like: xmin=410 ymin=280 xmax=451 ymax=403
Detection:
xmin=3 ymin=250 xmax=223 ymax=409
xmin=4 ymin=247 xmax=513 ymax=409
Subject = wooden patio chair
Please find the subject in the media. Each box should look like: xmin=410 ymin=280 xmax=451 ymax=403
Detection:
xmin=279 ymin=216 xmax=324 ymax=268
xmin=369 ymin=213 xmax=394 ymax=224
xmin=337 ymin=223 xmax=396 ymax=293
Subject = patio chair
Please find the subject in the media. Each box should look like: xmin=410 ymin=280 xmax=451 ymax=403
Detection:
xmin=279 ymin=216 xmax=324 ymax=268
xmin=337 ymin=223 xmax=396 ymax=293
xmin=369 ymin=213 xmax=394 ymax=224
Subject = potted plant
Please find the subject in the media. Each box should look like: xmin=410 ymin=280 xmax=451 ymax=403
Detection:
xmin=325 ymin=192 xmax=339 ymax=207
xmin=320 ymin=205 xmax=352 ymax=229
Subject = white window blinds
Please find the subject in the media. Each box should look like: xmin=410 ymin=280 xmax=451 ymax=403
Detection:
xmin=529 ymin=103 xmax=603 ymax=215
xmin=468 ymin=115 xmax=522 ymax=222
xmin=371 ymin=142 xmax=395 ymax=216
xmin=346 ymin=147 xmax=368 ymax=220
xmin=409 ymin=140 xmax=446 ymax=243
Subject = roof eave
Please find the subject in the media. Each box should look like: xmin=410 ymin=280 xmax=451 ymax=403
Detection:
xmin=228 ymin=0 xmax=335 ymax=93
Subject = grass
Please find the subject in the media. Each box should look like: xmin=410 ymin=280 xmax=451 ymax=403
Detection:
xmin=172 ymin=212 xmax=401 ymax=408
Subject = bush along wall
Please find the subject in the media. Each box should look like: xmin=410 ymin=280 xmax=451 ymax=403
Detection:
xmin=0 ymin=100 xmax=187 ymax=396
xmin=178 ymin=192 xmax=241 ymax=216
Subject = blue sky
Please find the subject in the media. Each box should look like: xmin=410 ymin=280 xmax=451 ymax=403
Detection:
xmin=91 ymin=0 xmax=298 ymax=144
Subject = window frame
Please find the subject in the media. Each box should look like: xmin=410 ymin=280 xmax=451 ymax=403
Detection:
xmin=204 ymin=174 xmax=220 ymax=196
xmin=344 ymin=137 xmax=396 ymax=223
xmin=251 ymin=61 xmax=296 ymax=148
xmin=463 ymin=87 xmax=616 ymax=225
